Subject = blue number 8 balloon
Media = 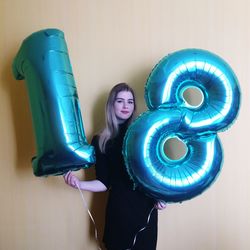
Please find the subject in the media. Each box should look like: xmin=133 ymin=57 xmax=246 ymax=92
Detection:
xmin=123 ymin=49 xmax=241 ymax=203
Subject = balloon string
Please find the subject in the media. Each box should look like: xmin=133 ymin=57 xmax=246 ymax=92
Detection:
xmin=76 ymin=183 xmax=102 ymax=250
xmin=124 ymin=206 xmax=155 ymax=250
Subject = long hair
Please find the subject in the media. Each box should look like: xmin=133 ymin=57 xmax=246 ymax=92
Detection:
xmin=98 ymin=83 xmax=136 ymax=153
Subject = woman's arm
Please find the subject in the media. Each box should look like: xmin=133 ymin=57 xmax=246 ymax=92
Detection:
xmin=64 ymin=171 xmax=108 ymax=192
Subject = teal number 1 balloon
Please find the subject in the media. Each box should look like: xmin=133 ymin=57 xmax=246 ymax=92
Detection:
xmin=12 ymin=29 xmax=95 ymax=176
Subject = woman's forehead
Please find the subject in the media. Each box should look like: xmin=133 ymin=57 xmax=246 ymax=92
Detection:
xmin=116 ymin=91 xmax=134 ymax=99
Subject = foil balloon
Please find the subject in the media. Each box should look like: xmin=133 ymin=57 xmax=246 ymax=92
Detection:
xmin=123 ymin=49 xmax=241 ymax=203
xmin=12 ymin=29 xmax=95 ymax=177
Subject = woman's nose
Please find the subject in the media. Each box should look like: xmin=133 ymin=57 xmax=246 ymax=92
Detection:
xmin=123 ymin=101 xmax=128 ymax=108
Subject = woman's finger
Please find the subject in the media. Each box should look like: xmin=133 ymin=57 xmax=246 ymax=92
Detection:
xmin=63 ymin=171 xmax=71 ymax=184
xmin=155 ymin=201 xmax=167 ymax=210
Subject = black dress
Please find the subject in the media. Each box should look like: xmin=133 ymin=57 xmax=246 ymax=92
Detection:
xmin=91 ymin=123 xmax=158 ymax=250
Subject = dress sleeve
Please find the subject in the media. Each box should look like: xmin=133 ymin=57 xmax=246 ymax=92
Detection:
xmin=91 ymin=136 xmax=111 ymax=189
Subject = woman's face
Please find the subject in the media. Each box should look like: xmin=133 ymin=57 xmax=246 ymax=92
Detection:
xmin=114 ymin=91 xmax=135 ymax=123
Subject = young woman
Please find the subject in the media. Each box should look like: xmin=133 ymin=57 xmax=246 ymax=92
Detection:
xmin=64 ymin=83 xmax=166 ymax=250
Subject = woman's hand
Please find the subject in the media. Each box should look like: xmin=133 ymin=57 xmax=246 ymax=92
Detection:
xmin=63 ymin=171 xmax=80 ymax=189
xmin=154 ymin=200 xmax=167 ymax=210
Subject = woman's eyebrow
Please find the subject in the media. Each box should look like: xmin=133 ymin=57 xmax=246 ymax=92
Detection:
xmin=115 ymin=97 xmax=134 ymax=101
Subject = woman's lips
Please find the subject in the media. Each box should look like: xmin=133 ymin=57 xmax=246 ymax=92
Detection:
xmin=121 ymin=111 xmax=129 ymax=114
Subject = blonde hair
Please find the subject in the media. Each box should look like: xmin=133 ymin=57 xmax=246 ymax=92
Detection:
xmin=98 ymin=83 xmax=136 ymax=153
